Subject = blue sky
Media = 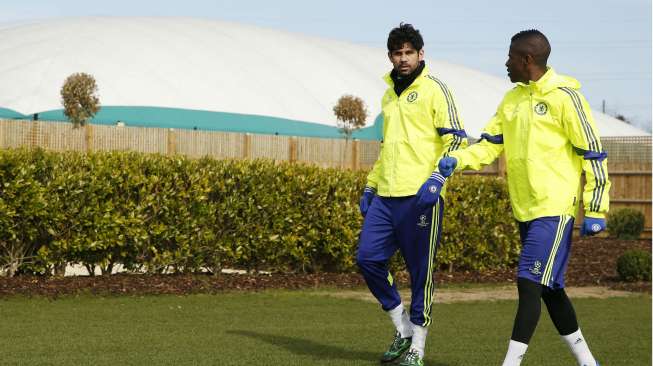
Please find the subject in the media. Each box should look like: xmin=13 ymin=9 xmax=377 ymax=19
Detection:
xmin=2 ymin=0 xmax=651 ymax=131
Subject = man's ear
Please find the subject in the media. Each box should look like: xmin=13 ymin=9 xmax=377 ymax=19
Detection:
xmin=418 ymin=48 xmax=424 ymax=62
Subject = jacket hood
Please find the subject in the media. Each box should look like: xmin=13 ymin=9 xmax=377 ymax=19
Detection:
xmin=517 ymin=67 xmax=580 ymax=94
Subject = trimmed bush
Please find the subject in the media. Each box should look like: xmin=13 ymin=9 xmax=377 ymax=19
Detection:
xmin=616 ymin=250 xmax=652 ymax=282
xmin=0 ymin=148 xmax=521 ymax=275
xmin=440 ymin=175 xmax=520 ymax=270
xmin=0 ymin=149 xmax=52 ymax=276
xmin=607 ymin=208 xmax=645 ymax=240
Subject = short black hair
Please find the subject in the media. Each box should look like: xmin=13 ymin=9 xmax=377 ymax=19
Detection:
xmin=511 ymin=29 xmax=551 ymax=67
xmin=387 ymin=23 xmax=424 ymax=52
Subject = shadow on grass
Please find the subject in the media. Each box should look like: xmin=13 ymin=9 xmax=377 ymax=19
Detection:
xmin=228 ymin=330 xmax=451 ymax=365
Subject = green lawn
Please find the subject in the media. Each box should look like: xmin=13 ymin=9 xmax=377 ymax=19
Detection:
xmin=0 ymin=290 xmax=649 ymax=365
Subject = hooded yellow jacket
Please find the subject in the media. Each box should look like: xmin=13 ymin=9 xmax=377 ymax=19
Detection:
xmin=449 ymin=68 xmax=610 ymax=222
xmin=367 ymin=66 xmax=468 ymax=197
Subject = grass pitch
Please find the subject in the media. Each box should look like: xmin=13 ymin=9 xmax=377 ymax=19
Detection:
xmin=0 ymin=289 xmax=649 ymax=365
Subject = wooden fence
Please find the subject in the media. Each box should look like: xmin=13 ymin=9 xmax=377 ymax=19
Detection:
xmin=0 ymin=119 xmax=380 ymax=170
xmin=1 ymin=119 xmax=650 ymax=234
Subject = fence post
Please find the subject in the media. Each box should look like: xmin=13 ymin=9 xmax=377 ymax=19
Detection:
xmin=29 ymin=121 xmax=39 ymax=149
xmin=167 ymin=128 xmax=176 ymax=155
xmin=288 ymin=136 xmax=298 ymax=163
xmin=243 ymin=133 xmax=251 ymax=159
xmin=84 ymin=124 xmax=93 ymax=152
xmin=352 ymin=139 xmax=360 ymax=170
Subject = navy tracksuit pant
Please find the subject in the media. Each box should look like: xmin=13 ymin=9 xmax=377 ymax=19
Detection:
xmin=356 ymin=194 xmax=444 ymax=327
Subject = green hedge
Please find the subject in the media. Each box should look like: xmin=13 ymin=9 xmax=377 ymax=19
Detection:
xmin=0 ymin=149 xmax=520 ymax=276
xmin=441 ymin=175 xmax=520 ymax=271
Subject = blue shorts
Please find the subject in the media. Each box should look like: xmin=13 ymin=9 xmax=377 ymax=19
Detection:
xmin=517 ymin=215 xmax=575 ymax=289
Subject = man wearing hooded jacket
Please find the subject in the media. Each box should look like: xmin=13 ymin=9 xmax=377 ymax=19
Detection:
xmin=438 ymin=30 xmax=608 ymax=366
xmin=356 ymin=23 xmax=467 ymax=366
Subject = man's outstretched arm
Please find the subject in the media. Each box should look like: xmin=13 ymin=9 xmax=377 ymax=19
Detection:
xmin=439 ymin=111 xmax=505 ymax=177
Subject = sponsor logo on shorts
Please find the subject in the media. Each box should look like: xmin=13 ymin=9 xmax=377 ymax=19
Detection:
xmin=417 ymin=214 xmax=429 ymax=228
xmin=529 ymin=260 xmax=542 ymax=276
xmin=591 ymin=223 xmax=601 ymax=232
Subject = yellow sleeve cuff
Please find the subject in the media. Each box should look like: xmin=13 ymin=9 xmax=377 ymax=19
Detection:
xmin=584 ymin=211 xmax=605 ymax=219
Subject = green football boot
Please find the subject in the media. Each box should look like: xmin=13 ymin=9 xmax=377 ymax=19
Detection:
xmin=380 ymin=331 xmax=411 ymax=363
xmin=398 ymin=349 xmax=424 ymax=366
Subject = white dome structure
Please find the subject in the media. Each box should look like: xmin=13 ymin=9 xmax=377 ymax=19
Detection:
xmin=0 ymin=17 xmax=647 ymax=138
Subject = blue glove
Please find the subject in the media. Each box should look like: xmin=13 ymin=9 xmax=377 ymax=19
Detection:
xmin=438 ymin=157 xmax=458 ymax=178
xmin=359 ymin=186 xmax=376 ymax=217
xmin=416 ymin=172 xmax=446 ymax=210
xmin=580 ymin=217 xmax=606 ymax=236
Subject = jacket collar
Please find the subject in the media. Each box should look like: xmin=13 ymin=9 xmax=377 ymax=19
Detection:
xmin=516 ymin=67 xmax=580 ymax=94
xmin=383 ymin=64 xmax=429 ymax=89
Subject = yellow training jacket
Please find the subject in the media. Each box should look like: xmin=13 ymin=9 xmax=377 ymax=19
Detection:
xmin=366 ymin=66 xmax=468 ymax=197
xmin=449 ymin=67 xmax=610 ymax=222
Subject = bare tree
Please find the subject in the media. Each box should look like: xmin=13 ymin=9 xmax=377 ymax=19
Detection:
xmin=615 ymin=114 xmax=630 ymax=123
xmin=60 ymin=73 xmax=100 ymax=128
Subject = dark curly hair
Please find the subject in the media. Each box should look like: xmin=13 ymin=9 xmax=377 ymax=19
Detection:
xmin=387 ymin=23 xmax=424 ymax=52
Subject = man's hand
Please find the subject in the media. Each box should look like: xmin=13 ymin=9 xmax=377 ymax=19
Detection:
xmin=359 ymin=186 xmax=376 ymax=217
xmin=580 ymin=217 xmax=606 ymax=236
xmin=416 ymin=172 xmax=446 ymax=210
xmin=438 ymin=157 xmax=458 ymax=178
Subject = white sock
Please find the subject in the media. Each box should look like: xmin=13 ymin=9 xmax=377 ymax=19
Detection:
xmin=410 ymin=323 xmax=428 ymax=358
xmin=502 ymin=340 xmax=528 ymax=366
xmin=401 ymin=309 xmax=413 ymax=338
xmin=387 ymin=303 xmax=412 ymax=338
xmin=562 ymin=329 xmax=597 ymax=366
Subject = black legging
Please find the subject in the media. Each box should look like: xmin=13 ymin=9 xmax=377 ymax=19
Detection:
xmin=511 ymin=278 xmax=579 ymax=343
xmin=542 ymin=284 xmax=579 ymax=336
